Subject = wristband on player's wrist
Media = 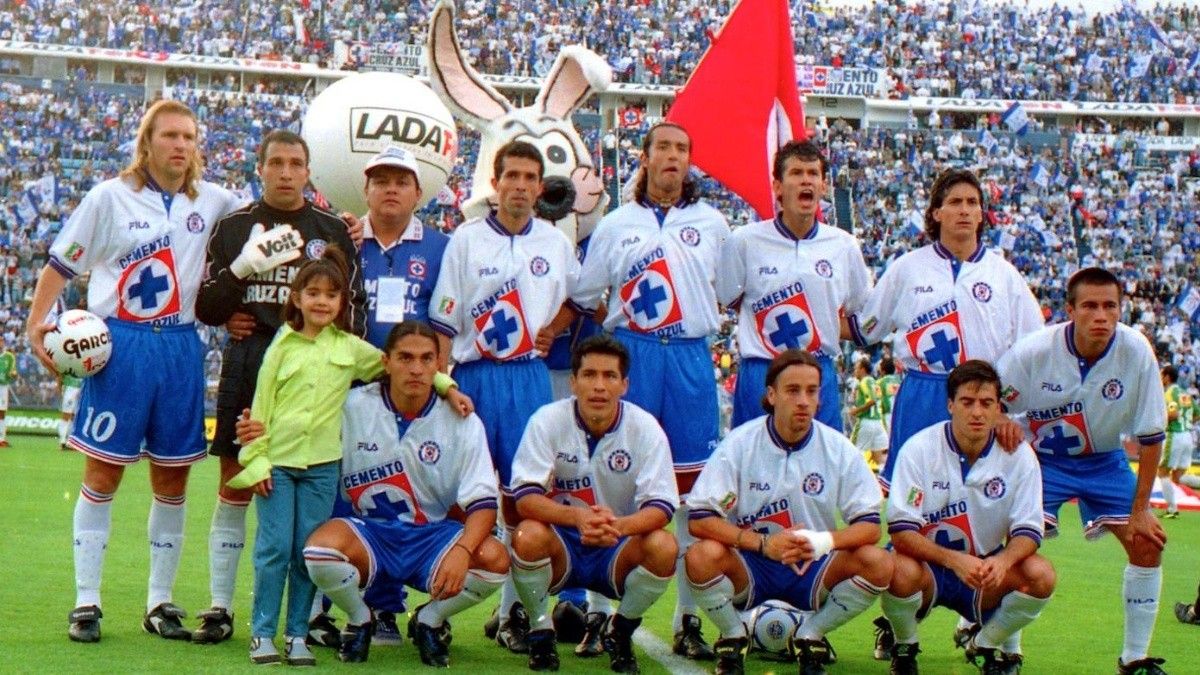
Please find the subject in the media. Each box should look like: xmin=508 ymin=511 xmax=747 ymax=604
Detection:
xmin=735 ymin=528 xmax=746 ymax=551
xmin=757 ymin=533 xmax=768 ymax=558
xmin=453 ymin=542 xmax=473 ymax=557
xmin=433 ymin=372 xmax=457 ymax=396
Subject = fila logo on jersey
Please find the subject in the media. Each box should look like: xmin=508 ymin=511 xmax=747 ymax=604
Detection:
xmin=550 ymin=476 xmax=597 ymax=507
xmin=116 ymin=237 xmax=181 ymax=324
xmin=920 ymin=509 xmax=977 ymax=555
xmin=737 ymin=498 xmax=792 ymax=533
xmin=905 ymin=300 xmax=965 ymax=373
xmin=1102 ymin=378 xmax=1124 ymax=400
xmin=751 ymin=282 xmax=821 ymax=355
xmin=470 ymin=279 xmax=535 ymax=360
xmin=619 ymin=248 xmax=684 ymax=336
xmin=344 ymin=459 xmax=428 ymax=524
xmin=1027 ymin=402 xmax=1094 ymax=457
xmin=128 ymin=220 xmax=150 ymax=230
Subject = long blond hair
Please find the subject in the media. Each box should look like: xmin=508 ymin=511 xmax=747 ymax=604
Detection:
xmin=120 ymin=100 xmax=204 ymax=199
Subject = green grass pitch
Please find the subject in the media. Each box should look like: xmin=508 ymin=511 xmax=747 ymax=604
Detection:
xmin=1 ymin=435 xmax=1197 ymax=673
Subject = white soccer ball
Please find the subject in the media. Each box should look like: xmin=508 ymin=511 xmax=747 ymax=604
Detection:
xmin=744 ymin=599 xmax=806 ymax=658
xmin=303 ymin=72 xmax=457 ymax=215
xmin=44 ymin=310 xmax=112 ymax=378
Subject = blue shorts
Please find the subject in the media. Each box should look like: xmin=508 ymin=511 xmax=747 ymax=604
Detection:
xmin=880 ymin=370 xmax=950 ymax=491
xmin=921 ymin=562 xmax=995 ymax=625
xmin=733 ymin=355 xmax=841 ymax=432
xmin=344 ymin=517 xmax=463 ymax=594
xmin=548 ymin=525 xmax=630 ymax=599
xmin=330 ymin=498 xmax=407 ymax=611
xmin=735 ymin=550 xmax=835 ymax=611
xmin=68 ymin=319 xmax=206 ymax=466
xmin=1038 ymin=451 xmax=1135 ymax=540
xmin=453 ymin=358 xmax=551 ymax=490
xmin=614 ymin=328 xmax=718 ymax=474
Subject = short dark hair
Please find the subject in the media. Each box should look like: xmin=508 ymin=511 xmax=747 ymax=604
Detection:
xmin=856 ymin=358 xmax=872 ymax=374
xmin=760 ymin=349 xmax=822 ymax=413
xmin=493 ymin=140 xmax=544 ymax=181
xmin=571 ymin=334 xmax=630 ymax=378
xmin=383 ymin=320 xmax=440 ymax=355
xmin=772 ymin=140 xmax=828 ymax=180
xmin=634 ymin=122 xmax=698 ymax=206
xmin=283 ymin=244 xmax=351 ymax=332
xmin=925 ymin=168 xmax=985 ymax=241
xmin=880 ymin=357 xmax=896 ymax=375
xmin=258 ymin=129 xmax=310 ymax=167
xmin=1066 ymin=267 xmax=1123 ymax=306
xmin=946 ymin=359 xmax=1001 ymax=401
xmin=1162 ymin=365 xmax=1178 ymax=383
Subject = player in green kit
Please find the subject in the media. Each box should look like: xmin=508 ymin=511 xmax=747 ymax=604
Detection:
xmin=850 ymin=359 xmax=887 ymax=470
xmin=1158 ymin=366 xmax=1194 ymax=518
xmin=60 ymin=373 xmax=84 ymax=451
xmin=878 ymin=357 xmax=900 ymax=435
xmin=0 ymin=335 xmax=17 ymax=447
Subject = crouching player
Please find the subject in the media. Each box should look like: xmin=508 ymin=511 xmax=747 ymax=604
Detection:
xmin=508 ymin=335 xmax=679 ymax=673
xmin=685 ymin=349 xmax=891 ymax=675
xmin=242 ymin=321 xmax=507 ymax=666
xmin=881 ymin=360 xmax=1054 ymax=675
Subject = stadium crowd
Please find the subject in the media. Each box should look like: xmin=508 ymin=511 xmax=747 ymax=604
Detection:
xmin=1 ymin=1 xmax=1199 ymax=102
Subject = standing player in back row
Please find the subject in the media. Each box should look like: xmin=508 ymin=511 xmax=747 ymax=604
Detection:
xmin=544 ymin=122 xmax=729 ymax=660
xmin=1157 ymin=365 xmax=1194 ymax=519
xmin=718 ymin=140 xmax=871 ymax=433
xmin=997 ymin=267 xmax=1168 ymax=675
xmin=848 ymin=168 xmax=1042 ymax=494
xmin=25 ymin=100 xmax=245 ymax=643
xmin=0 ymin=334 xmax=15 ymax=447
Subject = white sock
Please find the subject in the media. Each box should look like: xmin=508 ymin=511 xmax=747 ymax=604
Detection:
xmin=976 ymin=592 xmax=1049 ymax=649
xmin=208 ymin=498 xmax=248 ymax=610
xmin=957 ymin=614 xmax=974 ymax=630
xmin=673 ymin=506 xmax=697 ymax=631
xmin=147 ymin=494 xmax=186 ymax=611
xmin=617 ymin=566 xmax=671 ymax=620
xmin=587 ymin=590 xmax=613 ymax=615
xmin=1162 ymin=478 xmax=1178 ymax=512
xmin=310 ymin=593 xmax=326 ymax=620
xmin=74 ymin=485 xmax=114 ymax=608
xmin=1003 ymin=630 xmax=1022 ymax=654
xmin=1121 ymin=564 xmax=1161 ymax=663
xmin=511 ymin=553 xmax=554 ymax=631
xmin=689 ymin=574 xmax=745 ymax=638
xmin=59 ymin=418 xmax=71 ymax=444
xmin=420 ymin=569 xmax=505 ymax=627
xmin=304 ymin=546 xmax=370 ymax=625
xmin=881 ymin=591 xmax=923 ymax=644
xmin=796 ymin=576 xmax=884 ymax=640
xmin=0 ymin=418 xmax=7 ymax=439
xmin=499 ymin=527 xmax=519 ymax=619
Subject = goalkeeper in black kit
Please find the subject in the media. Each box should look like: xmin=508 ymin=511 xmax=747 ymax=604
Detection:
xmin=191 ymin=129 xmax=365 ymax=649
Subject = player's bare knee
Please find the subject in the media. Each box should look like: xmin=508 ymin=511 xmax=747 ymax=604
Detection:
xmin=83 ymin=457 xmax=125 ymax=493
xmin=853 ymin=544 xmax=893 ymax=587
xmin=148 ymin=463 xmax=190 ymax=496
xmin=683 ymin=538 xmax=728 ymax=582
xmin=475 ymin=536 xmax=510 ymax=575
xmin=640 ymin=529 xmax=678 ymax=575
xmin=511 ymin=520 xmax=553 ymax=559
xmin=1127 ymin=538 xmax=1162 ymax=568
xmin=888 ymin=553 xmax=924 ymax=597
xmin=1018 ymin=555 xmax=1056 ymax=598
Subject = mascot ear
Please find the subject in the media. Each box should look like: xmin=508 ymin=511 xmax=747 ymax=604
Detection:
xmin=427 ymin=0 xmax=512 ymax=126
xmin=535 ymin=46 xmax=612 ymax=119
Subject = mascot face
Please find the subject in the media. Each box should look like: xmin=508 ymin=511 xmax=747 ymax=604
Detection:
xmin=428 ymin=0 xmax=611 ymax=243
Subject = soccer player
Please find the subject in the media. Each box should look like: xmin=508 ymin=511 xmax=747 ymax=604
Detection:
xmin=848 ymin=168 xmax=1042 ymax=494
xmin=1158 ymin=365 xmax=1193 ymax=519
xmin=59 ymin=372 xmax=83 ymax=450
xmin=25 ymin=100 xmax=244 ymax=643
xmin=192 ymin=129 xmax=364 ymax=645
xmin=878 ymin=356 xmax=901 ymax=436
xmin=0 ymin=334 xmax=15 ymax=447
xmin=685 ymin=349 xmax=891 ymax=675
xmin=717 ymin=139 xmax=871 ymax=432
xmin=881 ymin=360 xmax=1054 ymax=675
xmin=236 ymin=321 xmax=507 ymax=665
xmin=429 ymin=140 xmax=579 ymax=653
xmin=545 ymin=122 xmax=730 ymax=659
xmin=997 ymin=267 xmax=1169 ymax=674
xmin=507 ymin=335 xmax=679 ymax=673
xmin=1177 ymin=581 xmax=1200 ymax=627
xmin=849 ymin=359 xmax=888 ymax=470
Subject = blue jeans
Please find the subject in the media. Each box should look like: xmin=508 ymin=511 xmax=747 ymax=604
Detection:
xmin=251 ymin=461 xmax=339 ymax=638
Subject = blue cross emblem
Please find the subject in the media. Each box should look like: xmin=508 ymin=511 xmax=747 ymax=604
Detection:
xmin=127 ymin=265 xmax=170 ymax=310
xmin=484 ymin=308 xmax=520 ymax=352
xmin=1040 ymin=425 xmax=1082 ymax=455
xmin=361 ymin=489 xmax=410 ymax=520
xmin=922 ymin=329 xmax=960 ymax=371
xmin=934 ymin=527 xmax=968 ymax=552
xmin=630 ymin=278 xmax=668 ymax=321
xmin=769 ymin=312 xmax=810 ymax=349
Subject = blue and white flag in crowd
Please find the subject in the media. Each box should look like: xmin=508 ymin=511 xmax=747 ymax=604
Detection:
xmin=1085 ymin=53 xmax=1104 ymax=73
xmin=1128 ymin=53 xmax=1153 ymax=78
xmin=1176 ymin=284 xmax=1200 ymax=324
xmin=1001 ymin=101 xmax=1029 ymax=135
xmin=36 ymin=173 xmax=56 ymax=206
xmin=978 ymin=129 xmax=998 ymax=154
xmin=15 ymin=189 xmax=38 ymax=225
xmin=999 ymin=229 xmax=1018 ymax=251
xmin=1186 ymin=49 xmax=1200 ymax=74
xmin=1030 ymin=163 xmax=1050 ymax=189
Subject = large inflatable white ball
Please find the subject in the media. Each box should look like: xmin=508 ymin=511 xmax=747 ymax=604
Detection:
xmin=304 ymin=72 xmax=457 ymax=214
xmin=44 ymin=309 xmax=112 ymax=378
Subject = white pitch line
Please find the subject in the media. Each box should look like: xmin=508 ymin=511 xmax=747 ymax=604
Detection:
xmin=634 ymin=628 xmax=709 ymax=675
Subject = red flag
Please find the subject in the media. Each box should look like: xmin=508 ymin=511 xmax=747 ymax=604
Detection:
xmin=666 ymin=0 xmax=806 ymax=220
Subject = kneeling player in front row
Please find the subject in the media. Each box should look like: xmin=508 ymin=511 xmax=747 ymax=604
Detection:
xmin=685 ymin=349 xmax=892 ymax=675
xmin=239 ymin=321 xmax=508 ymax=666
xmin=508 ymin=335 xmax=680 ymax=673
xmin=881 ymin=360 xmax=1054 ymax=675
